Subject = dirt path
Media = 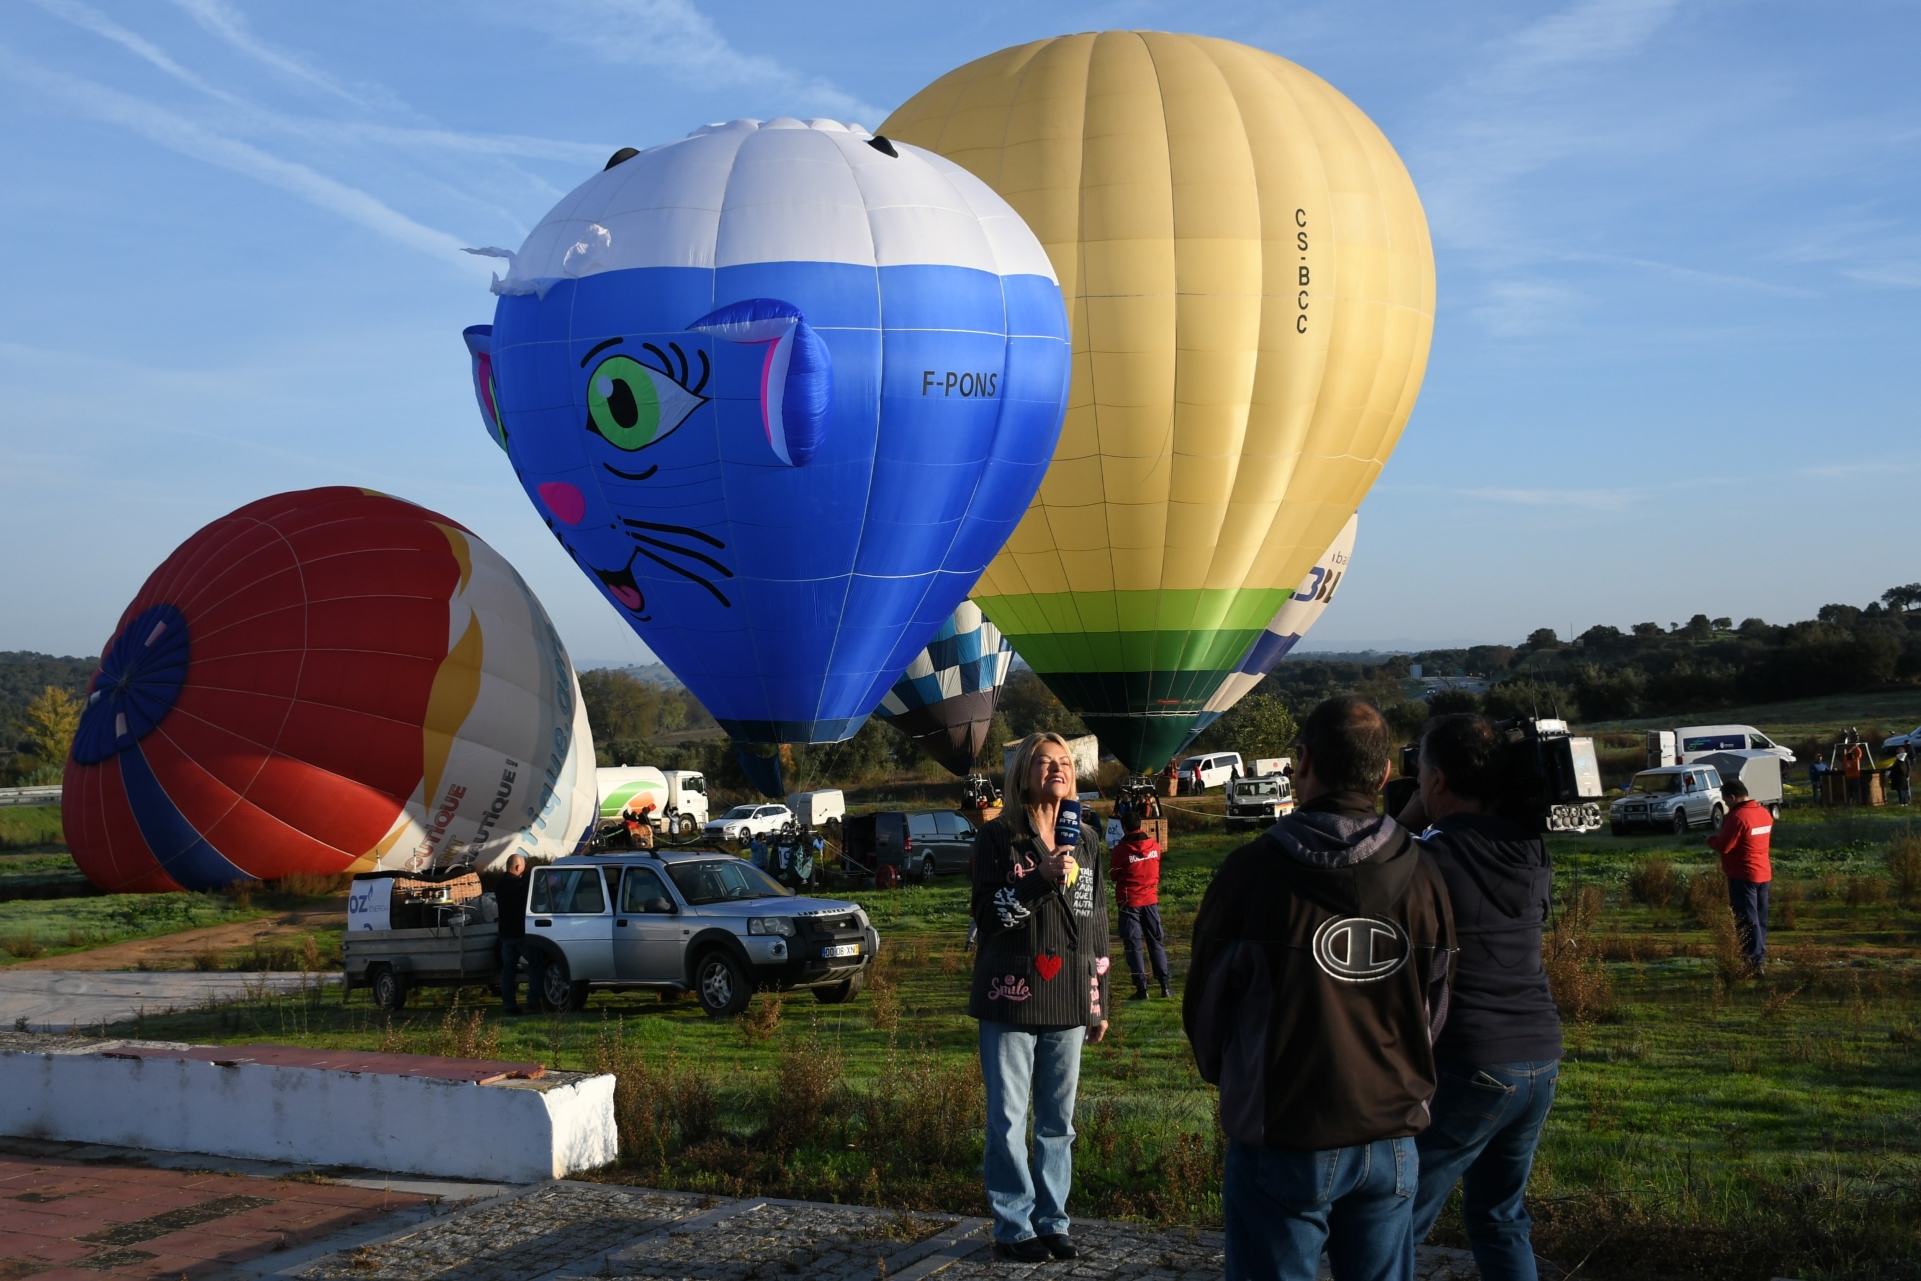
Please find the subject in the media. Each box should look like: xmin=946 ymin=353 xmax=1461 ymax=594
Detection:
xmin=11 ymin=897 xmax=346 ymax=971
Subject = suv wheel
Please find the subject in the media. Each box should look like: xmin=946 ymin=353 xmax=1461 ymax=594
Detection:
xmin=920 ymin=855 xmax=937 ymax=886
xmin=1710 ymin=803 xmax=1727 ymax=827
xmin=1671 ymin=806 xmax=1689 ymax=835
xmin=371 ymin=965 xmax=408 ymax=1011
xmin=540 ymin=954 xmax=588 ymax=1012
xmin=695 ymin=950 xmax=751 ymax=1017
xmin=813 ymin=971 xmax=866 ymax=1004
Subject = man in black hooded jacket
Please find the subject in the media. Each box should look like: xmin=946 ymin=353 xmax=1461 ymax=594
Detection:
xmin=1395 ymin=714 xmax=1562 ymax=1281
xmin=1185 ymin=696 xmax=1456 ymax=1281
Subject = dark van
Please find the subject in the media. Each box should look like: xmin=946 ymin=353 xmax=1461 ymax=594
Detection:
xmin=840 ymin=811 xmax=978 ymax=884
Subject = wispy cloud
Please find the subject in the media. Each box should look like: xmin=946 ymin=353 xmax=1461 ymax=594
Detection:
xmin=168 ymin=0 xmax=371 ymax=108
xmin=24 ymin=0 xmax=242 ymax=105
xmin=1801 ymin=461 xmax=1916 ymax=480
xmin=524 ymin=0 xmax=884 ymax=125
xmin=30 ymin=0 xmax=607 ymax=166
xmin=0 ymin=46 xmax=481 ymax=267
xmin=1463 ymin=487 xmax=1641 ymax=510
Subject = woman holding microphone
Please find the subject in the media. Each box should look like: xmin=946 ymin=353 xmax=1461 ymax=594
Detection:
xmin=968 ymin=732 xmax=1112 ymax=1262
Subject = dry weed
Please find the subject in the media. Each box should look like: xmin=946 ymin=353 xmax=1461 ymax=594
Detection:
xmin=1628 ymin=859 xmax=1680 ymax=907
xmin=739 ymin=991 xmax=784 ymax=1043
xmin=192 ymin=947 xmax=224 ymax=972
xmin=1886 ymin=834 xmax=1921 ymax=904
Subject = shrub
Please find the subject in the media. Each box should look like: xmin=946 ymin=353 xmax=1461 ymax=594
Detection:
xmin=1844 ymin=876 xmax=1889 ymax=907
xmin=1543 ymin=886 xmax=1614 ymax=1022
xmin=1685 ymin=869 xmax=1728 ymax=927
xmin=1885 ymin=834 xmax=1921 ymax=904
xmin=1628 ymin=859 xmax=1679 ymax=907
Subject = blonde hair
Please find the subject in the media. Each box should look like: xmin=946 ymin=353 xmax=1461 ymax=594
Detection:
xmin=1003 ymin=731 xmax=1076 ymax=843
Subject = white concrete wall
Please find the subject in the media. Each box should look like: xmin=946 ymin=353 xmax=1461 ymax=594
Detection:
xmin=0 ymin=1046 xmax=617 ymax=1183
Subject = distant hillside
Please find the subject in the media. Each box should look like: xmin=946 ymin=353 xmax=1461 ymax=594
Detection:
xmin=609 ymin=662 xmax=686 ymax=690
xmin=1 ymin=651 xmax=96 ymax=728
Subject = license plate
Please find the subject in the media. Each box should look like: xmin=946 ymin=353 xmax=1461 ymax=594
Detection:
xmin=822 ymin=943 xmax=860 ymax=959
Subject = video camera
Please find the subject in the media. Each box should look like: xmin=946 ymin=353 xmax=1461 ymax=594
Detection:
xmin=1388 ymin=717 xmax=1606 ymax=834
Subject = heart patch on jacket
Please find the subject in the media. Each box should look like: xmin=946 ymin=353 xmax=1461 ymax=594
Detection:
xmin=1034 ymin=953 xmax=1063 ymax=982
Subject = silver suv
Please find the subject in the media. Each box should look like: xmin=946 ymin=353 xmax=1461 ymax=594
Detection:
xmin=522 ymin=850 xmax=877 ymax=1016
xmin=1610 ymin=765 xmax=1725 ymax=835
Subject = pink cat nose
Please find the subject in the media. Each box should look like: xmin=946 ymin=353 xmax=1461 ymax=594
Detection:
xmin=537 ymin=482 xmax=586 ymax=525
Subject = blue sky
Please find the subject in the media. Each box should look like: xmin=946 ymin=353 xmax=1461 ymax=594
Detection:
xmin=2 ymin=0 xmax=1916 ymax=667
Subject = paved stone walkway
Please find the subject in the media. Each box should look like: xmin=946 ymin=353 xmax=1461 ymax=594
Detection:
xmin=0 ymin=971 xmax=322 ymax=1032
xmin=0 ymin=1149 xmax=429 ymax=1279
xmin=294 ymin=1178 xmax=1481 ymax=1281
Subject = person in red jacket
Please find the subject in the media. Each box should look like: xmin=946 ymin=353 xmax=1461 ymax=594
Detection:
xmin=1110 ymin=812 xmax=1171 ymax=1000
xmin=1708 ymin=779 xmax=1773 ymax=972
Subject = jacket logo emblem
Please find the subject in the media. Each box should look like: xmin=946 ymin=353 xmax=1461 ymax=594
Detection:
xmin=988 ymin=974 xmax=1032 ymax=1001
xmin=1312 ymin=915 xmax=1409 ymax=983
xmin=1034 ymin=953 xmax=1063 ymax=981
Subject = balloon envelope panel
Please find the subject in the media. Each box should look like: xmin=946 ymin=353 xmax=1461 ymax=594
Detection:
xmin=62 ymin=488 xmax=596 ymax=893
xmin=874 ymin=601 xmax=1014 ymax=775
xmin=884 ymin=34 xmax=1434 ymax=770
xmin=1176 ymin=514 xmax=1357 ymax=755
xmin=480 ymin=118 xmax=1071 ymax=744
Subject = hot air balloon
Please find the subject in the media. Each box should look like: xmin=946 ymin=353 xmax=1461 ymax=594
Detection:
xmin=872 ymin=602 xmax=1014 ymax=775
xmin=62 ymin=488 xmax=597 ymax=893
xmin=1175 ymin=515 xmax=1356 ymax=755
xmin=464 ymin=118 xmax=1072 ymax=745
xmin=884 ymin=33 xmax=1434 ymax=770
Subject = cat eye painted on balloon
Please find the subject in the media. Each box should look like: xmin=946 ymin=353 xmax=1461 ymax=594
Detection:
xmin=581 ymin=338 xmax=711 ymax=454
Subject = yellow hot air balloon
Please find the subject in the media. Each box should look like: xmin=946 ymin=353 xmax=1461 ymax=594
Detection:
xmin=883 ymin=31 xmax=1434 ymax=770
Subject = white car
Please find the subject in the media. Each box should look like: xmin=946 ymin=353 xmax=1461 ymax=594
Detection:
xmin=1883 ymin=726 xmax=1921 ymax=754
xmin=703 ymin=803 xmax=795 ymax=843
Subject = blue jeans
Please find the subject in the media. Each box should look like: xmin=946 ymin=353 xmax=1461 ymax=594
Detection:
xmin=1727 ymin=879 xmax=1769 ymax=968
xmin=1224 ymin=1137 xmax=1416 ymax=1281
xmin=979 ymin=1020 xmax=1084 ymax=1243
xmin=1118 ymin=903 xmax=1170 ymax=985
xmin=498 ymin=937 xmax=541 ymax=1011
xmin=1412 ymin=1060 xmax=1560 ymax=1281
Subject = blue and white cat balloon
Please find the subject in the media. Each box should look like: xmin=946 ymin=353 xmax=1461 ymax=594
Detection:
xmin=464 ymin=119 xmax=1070 ymax=744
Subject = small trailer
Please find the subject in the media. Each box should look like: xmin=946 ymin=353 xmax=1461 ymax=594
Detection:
xmin=343 ymin=870 xmax=501 ymax=1010
xmin=343 ymin=921 xmax=500 ymax=1011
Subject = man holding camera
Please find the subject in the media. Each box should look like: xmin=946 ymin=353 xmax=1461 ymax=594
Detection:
xmin=1394 ymin=715 xmax=1562 ymax=1281
xmin=1185 ymin=695 xmax=1456 ymax=1281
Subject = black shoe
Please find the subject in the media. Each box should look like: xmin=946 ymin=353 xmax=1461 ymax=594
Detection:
xmin=1128 ymin=984 xmax=1149 ymax=1001
xmin=992 ymin=1237 xmax=1052 ymax=1262
xmin=1038 ymin=1234 xmax=1078 ymax=1260
xmin=1159 ymin=979 xmax=1173 ymax=998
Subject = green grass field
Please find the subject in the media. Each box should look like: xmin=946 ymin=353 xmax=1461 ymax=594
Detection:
xmin=103 ymin=810 xmax=1921 ymax=1281
xmin=0 ymin=802 xmax=64 ymax=851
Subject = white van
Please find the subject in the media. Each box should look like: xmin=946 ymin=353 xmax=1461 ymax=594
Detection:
xmin=1661 ymin=726 xmax=1796 ymax=766
xmin=1178 ymin=752 xmax=1245 ymax=791
xmin=596 ymin=766 xmax=710 ymax=838
xmin=785 ymin=789 xmax=846 ymax=828
xmin=1250 ymin=757 xmax=1292 ymax=778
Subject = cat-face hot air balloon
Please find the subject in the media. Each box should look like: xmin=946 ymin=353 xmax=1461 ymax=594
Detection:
xmin=1176 ymin=515 xmax=1356 ymax=756
xmin=62 ymin=489 xmax=596 ymax=892
xmin=873 ymin=602 xmax=1013 ymax=775
xmin=884 ymin=34 xmax=1434 ymax=770
xmin=464 ymin=118 xmax=1071 ymax=744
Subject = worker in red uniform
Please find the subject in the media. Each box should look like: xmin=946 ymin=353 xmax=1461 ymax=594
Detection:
xmin=1707 ymin=778 xmax=1773 ymax=973
xmin=1843 ymin=741 xmax=1866 ymax=805
xmin=1110 ymin=812 xmax=1171 ymax=1000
